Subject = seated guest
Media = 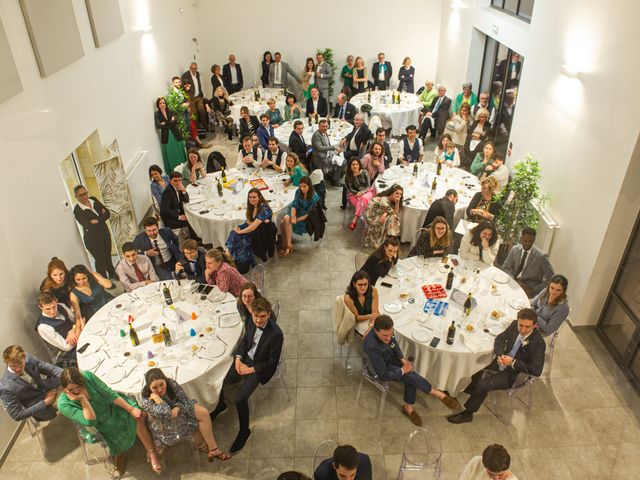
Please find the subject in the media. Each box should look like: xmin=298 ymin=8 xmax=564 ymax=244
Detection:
xmin=466 ymin=177 xmax=500 ymax=223
xmin=0 ymin=345 xmax=62 ymax=421
xmin=301 ymin=57 xmax=316 ymax=100
xmin=210 ymin=298 xmax=283 ymax=454
xmin=459 ymin=221 xmax=499 ymax=266
xmin=284 ymin=94 xmax=303 ymax=121
xmin=282 ymin=473 xmax=312 ymax=480
xmin=209 ymin=86 xmax=234 ymax=140
xmin=436 ymin=133 xmax=462 ymax=167
xmin=452 ymin=82 xmax=478 ymax=114
xmin=40 ymin=257 xmax=73 ymax=312
xmin=409 ymin=216 xmax=452 ymax=258
xmin=236 ymin=282 xmax=264 ymax=327
xmin=116 ymin=242 xmax=158 ymax=292
xmin=265 ymin=98 xmax=284 ymax=127
xmin=361 ymin=236 xmax=400 ymax=286
xmin=459 ymin=444 xmax=518 ymax=480
xmin=360 ymin=141 xmax=385 ymax=180
xmin=263 ymin=137 xmax=286 ymax=172
xmin=225 ymin=188 xmax=274 ymax=271
xmin=69 ymin=265 xmax=113 ymax=321
xmin=134 ymin=216 xmax=181 ymax=281
xmin=175 ymin=239 xmax=207 ymax=282
xmin=345 ymin=158 xmax=373 ymax=231
xmin=399 ymin=125 xmax=423 ymax=165
xmin=239 ymin=106 xmax=260 ymax=142
xmin=364 ymin=185 xmax=403 ymax=248
xmin=284 ymin=153 xmax=308 ymax=186
xmin=418 ymin=80 xmax=437 ymax=109
xmin=139 ymin=368 xmax=230 ymax=460
xmin=481 ymin=153 xmax=509 ymax=193
xmin=340 ymin=114 xmax=371 ymax=161
xmin=236 ymin=135 xmax=264 ymax=169
xmin=37 ymin=293 xmax=80 ymax=358
xmin=470 ymin=141 xmax=495 ymax=177
xmin=530 ymin=275 xmax=570 ymax=336
xmin=447 ymin=103 xmax=472 ymax=153
xmin=257 ymin=114 xmax=274 ymax=150
xmin=149 ymin=165 xmax=170 ymax=214
xmin=314 ymin=444 xmax=372 ymax=480
xmin=421 ymin=85 xmax=451 ymax=141
xmin=160 ymin=172 xmax=191 ymax=231
xmin=280 ymin=176 xmax=319 ymax=256
xmin=501 ymin=228 xmax=554 ymax=297
xmin=311 ymin=119 xmax=342 ymax=186
xmin=448 ymin=308 xmax=545 ymax=425
xmin=333 ymin=93 xmax=356 ymax=123
xmin=58 ymin=367 xmax=162 ymax=475
xmin=464 ymin=108 xmax=492 ymax=167
xmin=305 ymin=87 xmax=328 ymax=118
xmin=341 ymin=55 xmax=355 ymax=92
xmin=203 ymin=249 xmax=248 ymax=297
xmin=288 ymin=120 xmax=310 ymax=170
xmin=365 ymin=127 xmax=393 ymax=168
xmin=471 ymin=92 xmax=495 ymax=127
xmin=422 ymin=189 xmax=458 ymax=230
xmin=181 ymin=148 xmax=207 ymax=187
xmin=364 ymin=315 xmax=459 ymax=426
xmin=343 ymin=271 xmax=379 ymax=333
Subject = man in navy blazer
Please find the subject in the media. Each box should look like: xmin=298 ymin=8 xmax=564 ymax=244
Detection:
xmin=133 ymin=216 xmax=181 ymax=281
xmin=175 ymin=239 xmax=206 ymax=283
xmin=257 ymin=114 xmax=275 ymax=150
xmin=448 ymin=308 xmax=546 ymax=424
xmin=0 ymin=345 xmax=62 ymax=421
xmin=333 ymin=93 xmax=357 ymax=123
xmin=210 ymin=298 xmax=283 ymax=454
xmin=222 ymin=54 xmax=243 ymax=94
xmin=288 ymin=120 xmax=311 ymax=170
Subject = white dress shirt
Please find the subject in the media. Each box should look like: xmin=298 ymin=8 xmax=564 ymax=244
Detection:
xmin=116 ymin=255 xmax=159 ymax=292
xmin=248 ymin=327 xmax=264 ymax=360
xmin=37 ymin=304 xmax=76 ymax=352
xmin=274 ymin=62 xmax=282 ymax=84
xmin=190 ymin=72 xmax=200 ymax=96
xmin=230 ymin=65 xmax=238 ymax=84
xmin=149 ymin=234 xmax=172 ymax=262
xmin=459 ymin=456 xmax=518 ymax=480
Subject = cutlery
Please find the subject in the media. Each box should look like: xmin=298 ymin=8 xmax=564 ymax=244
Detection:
xmin=215 ymin=334 xmax=228 ymax=347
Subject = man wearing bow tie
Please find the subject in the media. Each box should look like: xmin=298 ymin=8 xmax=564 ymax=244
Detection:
xmin=175 ymin=239 xmax=207 ymax=283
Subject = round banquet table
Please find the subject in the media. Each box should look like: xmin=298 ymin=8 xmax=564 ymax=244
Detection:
xmin=273 ymin=119 xmax=353 ymax=147
xmin=371 ymin=256 xmax=530 ymax=396
xmin=228 ymin=88 xmax=287 ymax=123
xmin=184 ymin=168 xmax=295 ymax=247
xmin=76 ymin=281 xmax=243 ymax=410
xmin=350 ymin=91 xmax=422 ymax=136
xmin=373 ymin=163 xmax=480 ymax=245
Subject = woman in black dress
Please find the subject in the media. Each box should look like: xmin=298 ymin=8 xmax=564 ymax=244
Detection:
xmin=361 ymin=236 xmax=400 ymax=286
xmin=261 ymin=51 xmax=272 ymax=87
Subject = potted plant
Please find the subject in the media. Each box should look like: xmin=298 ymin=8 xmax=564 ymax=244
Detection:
xmin=316 ymin=48 xmax=337 ymax=100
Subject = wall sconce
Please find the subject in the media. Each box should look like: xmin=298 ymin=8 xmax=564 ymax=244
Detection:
xmin=560 ymin=64 xmax=582 ymax=80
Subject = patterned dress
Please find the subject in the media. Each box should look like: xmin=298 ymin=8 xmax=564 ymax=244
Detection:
xmin=225 ymin=204 xmax=273 ymax=267
xmin=364 ymin=196 xmax=400 ymax=248
xmin=139 ymin=379 xmax=198 ymax=450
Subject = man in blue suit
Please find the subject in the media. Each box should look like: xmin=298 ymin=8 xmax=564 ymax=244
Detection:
xmin=133 ymin=217 xmax=181 ymax=281
xmin=257 ymin=114 xmax=275 ymax=150
xmin=0 ymin=345 xmax=62 ymax=421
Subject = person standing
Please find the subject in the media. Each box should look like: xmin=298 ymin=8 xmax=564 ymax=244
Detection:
xmin=261 ymin=51 xmax=272 ymax=88
xmin=268 ymin=52 xmax=301 ymax=90
xmin=341 ymin=55 xmax=355 ymax=92
xmin=315 ymin=52 xmax=332 ymax=102
xmin=372 ymin=52 xmax=392 ymax=91
xmin=72 ymin=185 xmax=116 ymax=279
xmin=223 ymin=54 xmax=244 ymax=94
xmin=181 ymin=62 xmax=210 ymax=130
xmin=397 ymin=57 xmax=415 ymax=93
xmin=154 ymin=97 xmax=187 ymax=173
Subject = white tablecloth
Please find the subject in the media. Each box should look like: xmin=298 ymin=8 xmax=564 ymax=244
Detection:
xmin=274 ymin=119 xmax=353 ymax=147
xmin=228 ymin=88 xmax=287 ymax=123
xmin=374 ymin=163 xmax=480 ymax=244
xmin=184 ymin=168 xmax=295 ymax=247
xmin=375 ymin=257 xmax=530 ymax=396
xmin=77 ymin=281 xmax=243 ymax=410
xmin=350 ymin=92 xmax=422 ymax=136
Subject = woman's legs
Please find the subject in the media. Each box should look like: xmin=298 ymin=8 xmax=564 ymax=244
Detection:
xmin=355 ymin=191 xmax=375 ymax=217
xmin=135 ymin=415 xmax=160 ymax=470
xmin=281 ymin=215 xmax=292 ymax=249
xmin=194 ymin=403 xmax=221 ymax=451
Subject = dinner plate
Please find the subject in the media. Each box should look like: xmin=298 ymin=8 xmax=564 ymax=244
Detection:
xmin=80 ymin=353 xmax=102 ymax=371
xmin=223 ymin=211 xmax=236 ymax=220
xmin=382 ymin=171 xmax=398 ymax=180
xmin=220 ymin=314 xmax=241 ymax=328
xmin=509 ymin=298 xmax=527 ymax=310
xmin=412 ymin=329 xmax=430 ymax=343
xmin=199 ymin=341 xmax=225 ymax=359
xmin=209 ymin=288 xmax=226 ymax=302
xmin=83 ymin=321 xmax=106 ymax=335
xmin=384 ymin=302 xmax=403 ymax=314
xmin=488 ymin=325 xmax=504 ymax=336
xmin=409 ymin=199 xmax=423 ymax=208
xmin=103 ymin=367 xmax=126 ymax=384
xmin=215 ymin=302 xmax=237 ymax=316
xmin=493 ymin=272 xmax=509 ymax=284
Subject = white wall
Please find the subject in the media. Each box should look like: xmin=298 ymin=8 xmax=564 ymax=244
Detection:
xmin=195 ymin=0 xmax=443 ymax=100
xmin=436 ymin=0 xmax=640 ymax=325
xmin=0 ymin=0 xmax=198 ymax=450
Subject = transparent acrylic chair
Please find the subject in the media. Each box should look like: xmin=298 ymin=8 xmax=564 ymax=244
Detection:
xmin=397 ymin=428 xmax=442 ymax=480
xmin=355 ymin=354 xmax=389 ymax=420
xmin=484 ymin=371 xmax=536 ymax=425
xmin=312 ymin=439 xmax=339 ymax=474
xmin=270 ymin=301 xmax=289 ymax=400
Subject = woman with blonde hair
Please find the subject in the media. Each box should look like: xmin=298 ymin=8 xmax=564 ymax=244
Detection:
xmin=210 ymin=86 xmax=235 ymax=140
xmin=466 ymin=176 xmax=501 ymax=223
xmin=40 ymin=257 xmax=73 ymax=310
xmin=266 ymin=98 xmax=284 ymax=127
xmin=409 ymin=216 xmax=452 ymax=258
xmin=284 ymin=153 xmax=307 ymax=186
xmin=203 ymin=249 xmax=248 ymax=297
xmin=352 ymin=57 xmax=368 ymax=94
xmin=398 ymin=57 xmax=415 ymax=93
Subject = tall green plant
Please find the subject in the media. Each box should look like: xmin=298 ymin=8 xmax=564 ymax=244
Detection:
xmin=495 ymin=154 xmax=545 ymax=248
xmin=317 ymin=48 xmax=337 ymax=100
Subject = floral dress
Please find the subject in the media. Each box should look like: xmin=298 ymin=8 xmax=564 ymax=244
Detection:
xmin=139 ymin=379 xmax=198 ymax=450
xmin=225 ymin=203 xmax=273 ymax=267
xmin=364 ymin=196 xmax=400 ymax=248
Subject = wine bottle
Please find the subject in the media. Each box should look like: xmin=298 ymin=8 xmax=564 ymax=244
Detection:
xmin=308 ymin=115 xmax=312 ymax=126
xmin=431 ymin=177 xmax=437 ymax=194
xmin=464 ymin=293 xmax=472 ymax=316
xmin=161 ymin=323 xmax=172 ymax=346
xmin=162 ymin=283 xmax=173 ymax=306
xmin=221 ymin=167 xmax=227 ymax=183
xmin=446 ymin=321 xmax=456 ymax=345
xmin=328 ymin=116 xmax=331 ymax=128
xmin=412 ymin=162 xmax=418 ymax=177
xmin=367 ymin=89 xmax=371 ymax=103
xmin=436 ymin=160 xmax=442 ymax=176
xmin=129 ymin=323 xmax=140 ymax=347
xmin=446 ymin=268 xmax=454 ymax=290
xmin=217 ymin=178 xmax=223 ymax=197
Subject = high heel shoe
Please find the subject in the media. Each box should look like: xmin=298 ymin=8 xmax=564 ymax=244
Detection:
xmin=147 ymin=449 xmax=162 ymax=474
xmin=208 ymin=446 xmax=232 ymax=462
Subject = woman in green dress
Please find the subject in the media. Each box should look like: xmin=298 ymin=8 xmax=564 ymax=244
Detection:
xmin=341 ymin=55 xmax=355 ymax=93
xmin=155 ymin=96 xmax=187 ymax=173
xmin=57 ymin=367 xmax=162 ymax=476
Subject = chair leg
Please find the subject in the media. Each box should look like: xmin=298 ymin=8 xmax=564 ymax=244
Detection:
xmin=378 ymin=390 xmax=387 ymax=420
xmin=281 ymin=375 xmax=291 ymax=401
xmin=344 ymin=342 xmax=352 ymax=370
xmin=355 ymin=372 xmax=364 ymax=402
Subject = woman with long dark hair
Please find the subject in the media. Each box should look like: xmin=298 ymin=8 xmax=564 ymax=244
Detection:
xmin=261 ymin=51 xmax=272 ymax=87
xmin=301 ymin=57 xmax=316 ymax=100
xmin=149 ymin=164 xmax=170 ymax=215
xmin=345 ymin=158 xmax=373 ymax=231
xmin=364 ymin=185 xmax=403 ymax=248
xmin=409 ymin=216 xmax=452 ymax=258
xmin=180 ymin=148 xmax=207 ymax=187
xmin=69 ymin=264 xmax=113 ymax=321
xmin=40 ymin=257 xmax=73 ymax=310
xmin=279 ymin=176 xmax=319 ymax=256
xmin=458 ymin=221 xmax=499 ymax=265
xmin=531 ymin=275 xmax=570 ymax=336
xmin=361 ymin=236 xmax=400 ymax=286
xmin=343 ymin=271 xmax=379 ymax=331
xmin=154 ymin=96 xmax=187 ymax=173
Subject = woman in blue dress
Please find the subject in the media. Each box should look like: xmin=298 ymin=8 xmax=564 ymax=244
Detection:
xmin=69 ymin=264 xmax=113 ymax=322
xmin=279 ymin=176 xmax=319 ymax=256
xmin=149 ymin=164 xmax=170 ymax=215
xmin=225 ymin=188 xmax=273 ymax=271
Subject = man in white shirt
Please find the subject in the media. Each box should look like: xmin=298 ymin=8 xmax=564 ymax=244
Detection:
xmin=263 ymin=138 xmax=286 ymax=172
xmin=181 ymin=62 xmax=210 ymax=130
xmin=399 ymin=125 xmax=424 ymax=165
xmin=236 ymin=135 xmax=264 ymax=169
xmin=133 ymin=217 xmax=181 ymax=281
xmin=268 ymin=52 xmax=300 ymax=90
xmin=223 ymin=54 xmax=244 ymax=94
xmin=116 ymin=242 xmax=159 ymax=292
xmin=459 ymin=444 xmax=518 ymax=480
xmin=36 ymin=293 xmax=79 ymax=358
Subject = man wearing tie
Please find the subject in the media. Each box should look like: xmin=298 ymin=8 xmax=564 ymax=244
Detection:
xmin=268 ymin=52 xmax=301 ymax=90
xmin=175 ymin=239 xmax=207 ymax=283
xmin=332 ymin=93 xmax=356 ymax=123
xmin=447 ymin=308 xmax=545 ymax=424
xmin=288 ymin=121 xmax=311 ymax=171
xmin=133 ymin=217 xmax=181 ymax=281
xmin=115 ymin=242 xmax=159 ymax=292
xmin=311 ymin=119 xmax=342 ymax=186
xmin=501 ymin=228 xmax=554 ymax=298
xmin=372 ymin=52 xmax=392 ymax=90
xmin=420 ymin=85 xmax=451 ymax=141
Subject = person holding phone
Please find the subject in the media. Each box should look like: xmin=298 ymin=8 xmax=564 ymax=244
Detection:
xmin=175 ymin=239 xmax=207 ymax=283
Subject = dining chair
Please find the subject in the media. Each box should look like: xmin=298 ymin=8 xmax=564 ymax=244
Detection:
xmin=0 ymin=400 xmax=52 ymax=459
xmin=483 ymin=371 xmax=536 ymax=425
xmin=270 ymin=301 xmax=289 ymax=400
xmin=355 ymin=354 xmax=389 ymax=420
xmin=312 ymin=439 xmax=339 ymax=474
xmin=354 ymin=251 xmax=369 ymax=271
xmin=397 ymin=428 xmax=442 ymax=480
xmin=545 ymin=310 xmax=570 ymax=378
xmin=247 ymin=263 xmax=266 ymax=295
xmin=72 ymin=422 xmax=116 ymax=476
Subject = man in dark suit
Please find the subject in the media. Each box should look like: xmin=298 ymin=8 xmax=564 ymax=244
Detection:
xmin=210 ymin=64 xmax=226 ymax=95
xmin=306 ymin=87 xmax=328 ymax=118
xmin=160 ymin=172 xmax=191 ymax=230
xmin=222 ymin=54 xmax=243 ymax=94
xmin=501 ymin=228 xmax=554 ymax=298
xmin=365 ymin=128 xmax=393 ymax=168
xmin=210 ymin=298 xmax=283 ymax=454
xmin=133 ymin=217 xmax=181 ymax=281
xmin=420 ymin=85 xmax=451 ymax=141
xmin=496 ymin=52 xmax=522 ymax=90
xmin=333 ymin=93 xmax=356 ymax=123
xmin=340 ymin=114 xmax=371 ymax=161
xmin=288 ymin=120 xmax=311 ymax=170
xmin=0 ymin=345 xmax=62 ymax=421
xmin=175 ymin=239 xmax=206 ymax=283
xmin=314 ymin=444 xmax=372 ymax=480
xmin=238 ymin=106 xmax=260 ymax=147
xmin=372 ymin=52 xmax=392 ymax=90
xmin=447 ymin=308 xmax=546 ymax=424
xmin=422 ymin=189 xmax=458 ymax=229
xmin=257 ymin=114 xmax=274 ymax=150
xmin=181 ymin=62 xmax=210 ymax=130
xmin=471 ymin=92 xmax=495 ymax=128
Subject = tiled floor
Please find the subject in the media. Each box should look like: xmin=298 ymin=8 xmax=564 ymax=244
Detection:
xmin=2 ymin=131 xmax=640 ymax=479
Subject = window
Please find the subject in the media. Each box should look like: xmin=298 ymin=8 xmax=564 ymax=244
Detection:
xmin=490 ymin=0 xmax=534 ymax=22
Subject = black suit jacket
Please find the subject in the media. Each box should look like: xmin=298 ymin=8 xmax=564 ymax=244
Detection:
xmin=422 ymin=196 xmax=455 ymax=229
xmin=494 ymin=321 xmax=545 ymax=378
xmin=333 ymin=102 xmax=357 ymax=123
xmin=235 ymin=318 xmax=284 ymax=384
xmin=306 ymin=97 xmax=328 ymax=117
xmin=288 ymin=131 xmax=308 ymax=160
xmin=133 ymin=228 xmax=181 ymax=263
xmin=372 ymin=62 xmax=393 ymax=88
xmin=181 ymin=70 xmax=205 ymax=99
xmin=222 ymin=63 xmax=244 ymax=90
xmin=427 ymin=95 xmax=452 ymax=133
xmin=211 ymin=74 xmax=224 ymax=93
xmin=177 ymin=247 xmax=207 ymax=282
xmin=344 ymin=124 xmax=372 ymax=154
xmin=239 ymin=116 xmax=260 ymax=140
xmin=155 ymin=108 xmax=183 ymax=144
xmin=73 ymin=197 xmax=111 ymax=247
xmin=160 ymin=184 xmax=189 ymax=229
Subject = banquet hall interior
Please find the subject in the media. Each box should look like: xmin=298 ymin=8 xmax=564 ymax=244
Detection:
xmin=1 ymin=0 xmax=640 ymax=479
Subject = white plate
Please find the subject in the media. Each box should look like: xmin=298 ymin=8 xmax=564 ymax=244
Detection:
xmin=220 ymin=314 xmax=241 ymax=328
xmin=199 ymin=341 xmax=226 ymax=359
xmin=493 ymin=272 xmax=509 ymax=284
xmin=412 ymin=329 xmax=431 ymax=343
xmin=80 ymin=353 xmax=102 ymax=371
xmin=384 ymin=302 xmax=403 ymax=314
xmin=103 ymin=367 xmax=126 ymax=384
xmin=488 ymin=325 xmax=504 ymax=336
xmin=409 ymin=199 xmax=423 ymax=208
xmin=509 ymin=298 xmax=527 ymax=310
xmin=382 ymin=171 xmax=398 ymax=180
xmin=209 ymin=288 xmax=226 ymax=302
xmin=215 ymin=302 xmax=237 ymax=315
xmin=83 ymin=321 xmax=106 ymax=335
